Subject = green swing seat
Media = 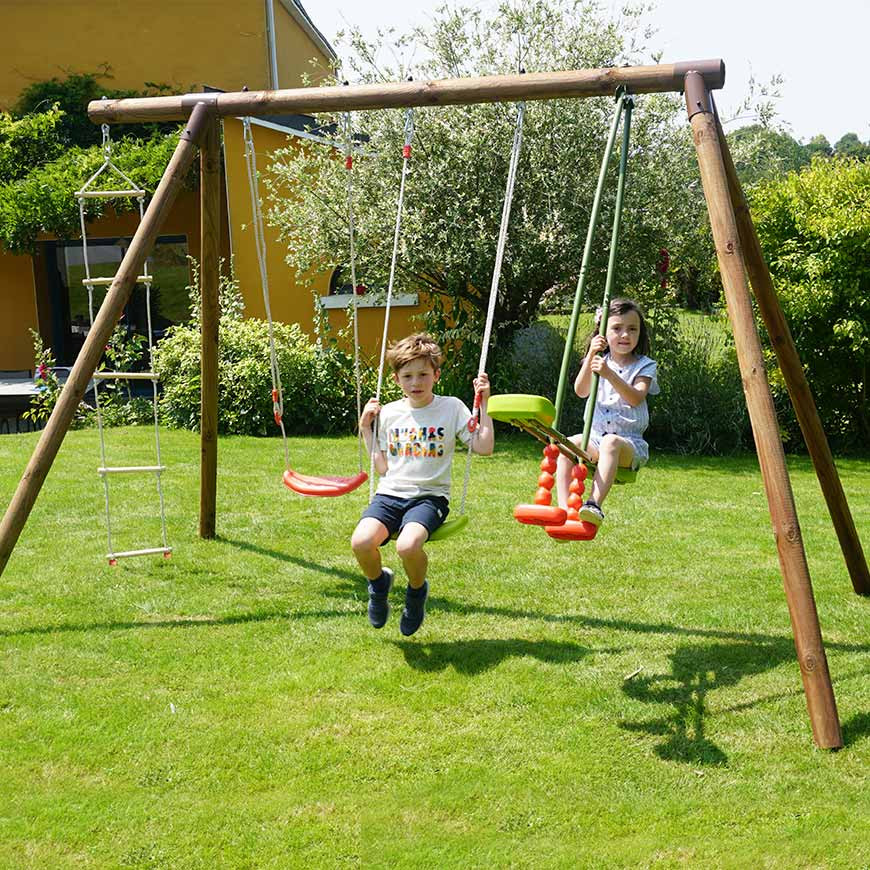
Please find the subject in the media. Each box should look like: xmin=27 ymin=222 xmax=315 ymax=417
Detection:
xmin=488 ymin=393 xmax=638 ymax=485
xmin=389 ymin=513 xmax=469 ymax=543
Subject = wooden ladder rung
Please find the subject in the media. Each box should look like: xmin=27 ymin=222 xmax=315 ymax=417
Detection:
xmin=93 ymin=371 xmax=158 ymax=381
xmin=97 ymin=465 xmax=166 ymax=475
xmin=108 ymin=547 xmax=172 ymax=560
xmin=82 ymin=275 xmax=152 ymax=286
xmin=78 ymin=189 xmax=146 ymax=199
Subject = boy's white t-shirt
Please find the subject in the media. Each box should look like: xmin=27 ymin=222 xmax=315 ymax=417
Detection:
xmin=376 ymin=394 xmax=473 ymax=499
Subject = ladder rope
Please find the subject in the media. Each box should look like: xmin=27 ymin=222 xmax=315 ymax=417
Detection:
xmin=75 ymin=120 xmax=170 ymax=562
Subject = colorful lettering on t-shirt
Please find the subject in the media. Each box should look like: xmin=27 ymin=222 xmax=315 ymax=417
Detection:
xmin=387 ymin=426 xmax=446 ymax=459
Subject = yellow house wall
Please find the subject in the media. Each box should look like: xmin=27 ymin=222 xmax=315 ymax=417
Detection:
xmin=273 ymin=2 xmax=334 ymax=87
xmin=0 ymin=254 xmax=39 ymax=371
xmin=222 ymin=117 xmax=425 ymax=361
xmin=0 ymin=0 xmax=298 ymax=109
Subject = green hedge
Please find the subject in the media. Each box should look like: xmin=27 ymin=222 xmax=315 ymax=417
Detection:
xmin=154 ymin=316 xmax=379 ymax=437
xmin=504 ymin=314 xmax=750 ymax=455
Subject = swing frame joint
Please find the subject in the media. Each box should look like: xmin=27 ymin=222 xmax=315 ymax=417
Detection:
xmin=682 ymin=70 xmax=712 ymax=119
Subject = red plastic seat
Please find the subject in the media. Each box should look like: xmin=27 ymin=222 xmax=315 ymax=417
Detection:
xmin=513 ymin=503 xmax=567 ymax=526
xmin=283 ymin=469 xmax=368 ymax=497
xmin=544 ymin=520 xmax=599 ymax=541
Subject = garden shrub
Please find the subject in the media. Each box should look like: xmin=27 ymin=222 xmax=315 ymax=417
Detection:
xmin=154 ymin=266 xmax=377 ymax=436
xmin=504 ymin=314 xmax=749 ymax=455
xmin=750 ymin=156 xmax=870 ymax=451
xmin=647 ymin=319 xmax=749 ymax=455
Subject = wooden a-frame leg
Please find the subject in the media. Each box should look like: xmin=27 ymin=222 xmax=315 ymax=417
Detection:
xmin=685 ymin=72 xmax=842 ymax=749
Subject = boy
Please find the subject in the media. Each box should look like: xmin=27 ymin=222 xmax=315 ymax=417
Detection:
xmin=352 ymin=333 xmax=493 ymax=636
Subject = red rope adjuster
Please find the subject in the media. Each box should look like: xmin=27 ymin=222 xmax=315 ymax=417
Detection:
xmin=271 ymin=388 xmax=282 ymax=426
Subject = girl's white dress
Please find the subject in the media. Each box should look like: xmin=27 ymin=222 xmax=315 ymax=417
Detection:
xmin=589 ymin=353 xmax=659 ymax=467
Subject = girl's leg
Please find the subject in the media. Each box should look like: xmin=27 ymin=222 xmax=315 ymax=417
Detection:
xmin=590 ymin=435 xmax=635 ymax=507
xmin=394 ymin=522 xmax=429 ymax=588
xmin=351 ymin=517 xmax=389 ymax=580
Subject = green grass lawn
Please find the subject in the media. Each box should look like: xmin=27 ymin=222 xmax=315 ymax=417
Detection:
xmin=0 ymin=429 xmax=868 ymax=868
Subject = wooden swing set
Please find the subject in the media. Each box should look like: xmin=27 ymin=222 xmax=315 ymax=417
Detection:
xmin=0 ymin=59 xmax=866 ymax=751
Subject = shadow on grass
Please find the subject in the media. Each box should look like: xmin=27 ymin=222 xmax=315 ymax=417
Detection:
xmin=218 ymin=536 xmax=360 ymax=583
xmin=619 ymin=640 xmax=795 ymax=766
xmin=0 ymin=607 xmax=355 ymax=638
xmin=3 ymin=578 xmax=866 ymax=763
xmin=394 ymin=637 xmax=598 ymax=675
xmin=841 ymin=711 xmax=870 ymax=747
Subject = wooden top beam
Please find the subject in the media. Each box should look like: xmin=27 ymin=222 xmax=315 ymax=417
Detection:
xmin=88 ymin=59 xmax=725 ymax=123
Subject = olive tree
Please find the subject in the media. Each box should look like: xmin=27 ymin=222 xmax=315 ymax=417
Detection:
xmin=267 ymin=0 xmax=710 ymax=369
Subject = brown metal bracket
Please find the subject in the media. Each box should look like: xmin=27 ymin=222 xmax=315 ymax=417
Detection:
xmin=683 ymin=70 xmax=712 ymax=119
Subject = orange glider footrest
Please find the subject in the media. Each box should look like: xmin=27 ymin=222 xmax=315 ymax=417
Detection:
xmin=283 ymin=469 xmax=368 ymax=497
xmin=514 ymin=504 xmax=567 ymax=526
xmin=545 ymin=520 xmax=599 ymax=541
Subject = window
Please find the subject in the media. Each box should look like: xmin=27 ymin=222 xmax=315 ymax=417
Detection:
xmin=62 ymin=235 xmax=191 ymax=337
xmin=319 ymin=265 xmax=418 ymax=310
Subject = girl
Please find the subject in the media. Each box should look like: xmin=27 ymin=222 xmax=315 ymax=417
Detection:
xmin=556 ymin=298 xmax=659 ymax=527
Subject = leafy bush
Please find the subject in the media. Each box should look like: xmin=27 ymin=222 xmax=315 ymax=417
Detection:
xmin=648 ymin=319 xmax=749 ymax=455
xmin=154 ymin=267 xmax=376 ymax=436
xmin=0 ymin=107 xmax=66 ymax=184
xmin=22 ymin=329 xmax=92 ymax=428
xmin=13 ymin=70 xmax=176 ymax=148
xmin=0 ymin=132 xmax=183 ymax=254
xmin=503 ymin=314 xmax=749 ymax=455
xmin=750 ymin=156 xmax=870 ymax=450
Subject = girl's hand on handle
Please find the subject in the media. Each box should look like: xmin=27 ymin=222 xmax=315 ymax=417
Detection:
xmin=590 ymin=354 xmax=611 ymax=379
xmin=589 ymin=335 xmax=608 ymax=357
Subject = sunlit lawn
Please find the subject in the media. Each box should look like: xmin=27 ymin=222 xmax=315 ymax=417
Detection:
xmin=0 ymin=428 xmax=868 ymax=868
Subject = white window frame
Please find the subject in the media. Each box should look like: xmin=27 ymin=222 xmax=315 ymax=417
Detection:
xmin=319 ymin=292 xmax=418 ymax=310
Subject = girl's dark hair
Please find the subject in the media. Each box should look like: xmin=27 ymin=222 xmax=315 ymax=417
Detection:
xmin=586 ymin=297 xmax=650 ymax=357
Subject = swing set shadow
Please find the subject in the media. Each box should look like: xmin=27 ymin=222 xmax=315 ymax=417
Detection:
xmin=3 ymin=575 xmax=867 ymax=752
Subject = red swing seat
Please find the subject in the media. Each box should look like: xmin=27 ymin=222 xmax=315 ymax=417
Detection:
xmin=283 ymin=469 xmax=368 ymax=497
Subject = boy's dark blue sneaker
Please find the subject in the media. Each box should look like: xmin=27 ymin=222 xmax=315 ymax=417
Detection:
xmin=400 ymin=581 xmax=428 ymax=636
xmin=367 ymin=568 xmax=393 ymax=629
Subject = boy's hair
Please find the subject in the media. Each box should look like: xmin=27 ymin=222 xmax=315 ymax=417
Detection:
xmin=386 ymin=333 xmax=444 ymax=373
xmin=588 ymin=297 xmax=650 ymax=357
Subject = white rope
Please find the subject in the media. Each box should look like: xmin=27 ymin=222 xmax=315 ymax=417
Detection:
xmin=459 ymin=100 xmax=525 ymax=514
xmin=370 ymin=108 xmax=415 ymax=499
xmin=242 ymin=117 xmax=290 ymax=471
xmin=343 ymin=110 xmax=365 ymax=473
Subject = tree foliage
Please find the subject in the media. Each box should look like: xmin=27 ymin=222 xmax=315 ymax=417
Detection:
xmin=0 ymin=131 xmax=183 ymax=253
xmin=13 ymin=69 xmax=175 ymax=147
xmin=267 ymin=0 xmax=711 ymax=364
xmin=833 ymin=132 xmax=870 ymax=162
xmin=0 ymin=107 xmax=66 ymax=183
xmin=726 ymin=124 xmax=809 ymax=186
xmin=750 ymin=156 xmax=870 ymax=449
xmin=0 ymin=73 xmax=186 ymax=254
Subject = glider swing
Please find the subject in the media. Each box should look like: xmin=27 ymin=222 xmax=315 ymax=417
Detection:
xmin=242 ymin=116 xmax=368 ymax=497
xmin=488 ymin=88 xmax=637 ymax=541
xmin=368 ymin=97 xmax=526 ymax=542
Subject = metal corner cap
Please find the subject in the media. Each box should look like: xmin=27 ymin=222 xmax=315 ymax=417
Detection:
xmin=181 ymin=92 xmax=220 ymax=108
xmin=673 ymin=59 xmax=725 ymax=90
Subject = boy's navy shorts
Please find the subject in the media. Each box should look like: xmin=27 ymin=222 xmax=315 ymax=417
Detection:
xmin=361 ymin=493 xmax=450 ymax=544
